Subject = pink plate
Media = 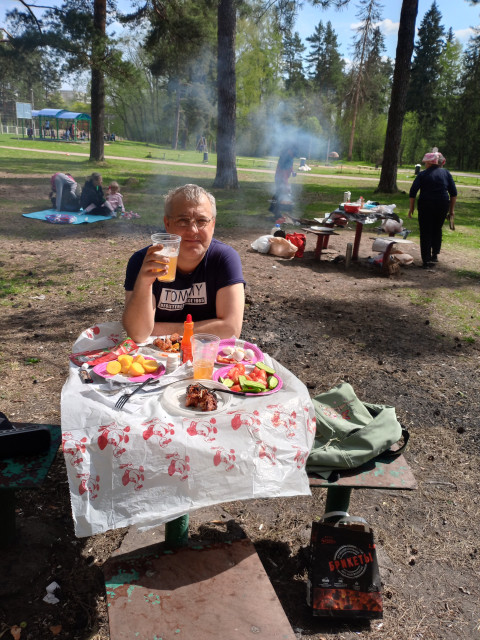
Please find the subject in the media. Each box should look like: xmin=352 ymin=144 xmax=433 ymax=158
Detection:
xmin=213 ymin=364 xmax=283 ymax=396
xmin=216 ymin=339 xmax=264 ymax=366
xmin=93 ymin=357 xmax=165 ymax=383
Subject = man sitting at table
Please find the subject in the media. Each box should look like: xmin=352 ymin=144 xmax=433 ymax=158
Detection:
xmin=123 ymin=184 xmax=245 ymax=343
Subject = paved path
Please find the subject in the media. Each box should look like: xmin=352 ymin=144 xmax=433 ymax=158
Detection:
xmin=2 ymin=145 xmax=479 ymax=187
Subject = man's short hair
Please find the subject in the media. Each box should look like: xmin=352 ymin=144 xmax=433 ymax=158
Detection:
xmin=164 ymin=184 xmax=216 ymax=218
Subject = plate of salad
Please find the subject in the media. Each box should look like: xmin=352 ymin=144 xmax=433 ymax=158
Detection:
xmin=212 ymin=361 xmax=282 ymax=396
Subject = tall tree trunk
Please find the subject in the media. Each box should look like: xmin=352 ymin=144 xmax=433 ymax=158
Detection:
xmin=376 ymin=0 xmax=418 ymax=193
xmin=172 ymin=84 xmax=181 ymax=150
xmin=90 ymin=0 xmax=106 ymax=162
xmin=213 ymin=0 xmax=238 ymax=189
xmin=347 ymin=12 xmax=370 ymax=161
xmin=347 ymin=75 xmax=362 ymax=162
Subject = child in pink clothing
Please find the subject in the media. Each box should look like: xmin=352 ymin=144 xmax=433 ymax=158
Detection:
xmin=106 ymin=181 xmax=125 ymax=216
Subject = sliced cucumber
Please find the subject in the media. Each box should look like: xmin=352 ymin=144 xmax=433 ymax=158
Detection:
xmin=222 ymin=378 xmax=234 ymax=388
xmin=255 ymin=362 xmax=276 ymax=375
xmin=242 ymin=380 xmax=267 ymax=392
xmin=267 ymin=375 xmax=279 ymax=390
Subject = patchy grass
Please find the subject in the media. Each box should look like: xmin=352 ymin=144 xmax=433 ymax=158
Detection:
xmin=396 ymin=284 xmax=480 ymax=342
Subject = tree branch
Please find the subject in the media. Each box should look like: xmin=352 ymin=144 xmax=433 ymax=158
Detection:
xmin=17 ymin=0 xmax=43 ymax=33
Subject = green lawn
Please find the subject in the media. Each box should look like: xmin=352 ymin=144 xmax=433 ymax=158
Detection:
xmin=1 ymin=132 xmax=479 ymax=249
xmin=0 ymin=133 xmax=479 ymax=342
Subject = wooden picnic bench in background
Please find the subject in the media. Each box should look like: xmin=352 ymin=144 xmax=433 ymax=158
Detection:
xmin=0 ymin=424 xmax=62 ymax=547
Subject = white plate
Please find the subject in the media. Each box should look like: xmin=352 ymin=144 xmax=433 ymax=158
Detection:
xmin=160 ymin=379 xmax=233 ymax=417
xmin=310 ymin=226 xmax=335 ymax=232
xmin=216 ymin=339 xmax=263 ymax=365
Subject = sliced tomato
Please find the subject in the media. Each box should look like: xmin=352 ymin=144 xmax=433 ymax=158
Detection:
xmin=230 ymin=384 xmax=242 ymax=392
xmin=227 ymin=363 xmax=246 ymax=384
xmin=249 ymin=367 xmax=267 ymax=383
xmin=228 ymin=368 xmax=242 ymax=384
xmin=257 ymin=369 xmax=268 ymax=383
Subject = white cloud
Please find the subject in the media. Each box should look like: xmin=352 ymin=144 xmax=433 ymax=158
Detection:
xmin=375 ymin=19 xmax=400 ymax=36
xmin=454 ymin=27 xmax=476 ymax=42
xmin=350 ymin=18 xmax=399 ymax=36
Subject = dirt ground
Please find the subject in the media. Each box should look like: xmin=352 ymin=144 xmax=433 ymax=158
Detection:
xmin=0 ymin=177 xmax=479 ymax=640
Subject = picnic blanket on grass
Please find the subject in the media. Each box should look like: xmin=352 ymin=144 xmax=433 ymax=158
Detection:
xmin=23 ymin=209 xmax=113 ymax=224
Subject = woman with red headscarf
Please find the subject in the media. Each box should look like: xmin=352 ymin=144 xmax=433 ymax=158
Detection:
xmin=408 ymin=148 xmax=457 ymax=268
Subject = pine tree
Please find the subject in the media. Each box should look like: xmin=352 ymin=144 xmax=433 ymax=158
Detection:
xmin=406 ymin=1 xmax=445 ymax=138
xmin=446 ymin=29 xmax=480 ymax=169
xmin=306 ymin=20 xmax=344 ymax=96
xmin=282 ymin=32 xmax=307 ymax=94
xmin=377 ymin=0 xmax=419 ymax=193
xmin=346 ymin=0 xmax=383 ymax=160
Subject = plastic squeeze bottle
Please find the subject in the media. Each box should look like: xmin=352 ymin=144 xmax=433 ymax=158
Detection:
xmin=181 ymin=314 xmax=194 ymax=363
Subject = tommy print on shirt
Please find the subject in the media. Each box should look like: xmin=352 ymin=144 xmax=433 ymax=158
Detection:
xmin=158 ymin=283 xmax=207 ymax=311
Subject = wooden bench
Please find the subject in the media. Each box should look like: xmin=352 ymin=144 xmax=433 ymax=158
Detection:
xmin=103 ymin=538 xmax=297 ymax=640
xmin=308 ymin=452 xmax=417 ymax=515
xmin=0 ymin=424 xmax=61 ymax=547
xmin=102 ymin=453 xmax=415 ymax=639
xmin=302 ymin=227 xmax=339 ymax=260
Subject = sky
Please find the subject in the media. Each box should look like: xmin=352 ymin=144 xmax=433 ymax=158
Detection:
xmin=294 ymin=0 xmax=480 ymax=60
xmin=2 ymin=0 xmax=479 ymax=65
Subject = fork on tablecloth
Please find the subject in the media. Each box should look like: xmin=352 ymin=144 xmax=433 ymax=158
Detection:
xmin=114 ymin=379 xmax=159 ymax=410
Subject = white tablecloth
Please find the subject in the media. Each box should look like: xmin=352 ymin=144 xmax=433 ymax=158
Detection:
xmin=61 ymin=322 xmax=316 ymax=537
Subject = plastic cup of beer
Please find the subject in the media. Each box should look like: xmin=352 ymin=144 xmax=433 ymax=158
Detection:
xmin=150 ymin=233 xmax=181 ymax=283
xmin=191 ymin=333 xmax=221 ymax=380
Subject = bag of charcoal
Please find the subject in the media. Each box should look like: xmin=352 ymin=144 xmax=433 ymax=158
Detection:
xmin=307 ymin=513 xmax=383 ymax=619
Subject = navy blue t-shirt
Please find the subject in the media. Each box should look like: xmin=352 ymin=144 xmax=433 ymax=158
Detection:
xmin=409 ymin=166 xmax=457 ymax=203
xmin=124 ymin=238 xmax=245 ymax=323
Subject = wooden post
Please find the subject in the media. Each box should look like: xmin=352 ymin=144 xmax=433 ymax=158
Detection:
xmin=345 ymin=242 xmax=353 ymax=269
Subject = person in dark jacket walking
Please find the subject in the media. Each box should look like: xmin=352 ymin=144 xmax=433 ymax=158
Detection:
xmin=80 ymin=172 xmax=114 ymax=216
xmin=408 ymin=148 xmax=457 ymax=268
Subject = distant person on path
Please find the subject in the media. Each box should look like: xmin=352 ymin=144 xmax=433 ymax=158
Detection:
xmin=49 ymin=173 xmax=81 ymax=212
xmin=106 ymin=181 xmax=125 ymax=216
xmin=274 ymin=144 xmax=298 ymax=201
xmin=408 ymin=148 xmax=457 ymax=269
xmin=80 ymin=172 xmax=115 ymax=216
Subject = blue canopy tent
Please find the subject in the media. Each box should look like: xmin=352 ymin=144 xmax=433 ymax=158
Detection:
xmin=31 ymin=108 xmax=91 ymax=141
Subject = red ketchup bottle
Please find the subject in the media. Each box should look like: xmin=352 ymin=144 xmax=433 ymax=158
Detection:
xmin=181 ymin=314 xmax=194 ymax=363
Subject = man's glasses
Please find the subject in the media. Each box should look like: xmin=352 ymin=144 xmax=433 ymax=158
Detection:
xmin=171 ymin=217 xmax=213 ymax=230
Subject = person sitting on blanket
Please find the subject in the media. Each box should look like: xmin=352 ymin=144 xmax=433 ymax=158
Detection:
xmin=49 ymin=173 xmax=81 ymax=212
xmin=106 ymin=181 xmax=125 ymax=216
xmin=123 ymin=183 xmax=245 ymax=343
xmin=80 ymin=172 xmax=115 ymax=216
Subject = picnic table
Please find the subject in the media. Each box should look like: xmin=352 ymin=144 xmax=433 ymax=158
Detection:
xmin=60 ymin=322 xmax=317 ymax=540
xmin=306 ymin=205 xmax=406 ymax=262
xmin=61 ymin=322 xmax=416 ymax=639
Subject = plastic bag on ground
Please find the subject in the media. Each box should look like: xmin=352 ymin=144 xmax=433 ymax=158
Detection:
xmin=382 ymin=218 xmax=403 ymax=235
xmin=268 ymin=236 xmax=298 ymax=259
xmin=251 ymin=235 xmax=273 ymax=254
